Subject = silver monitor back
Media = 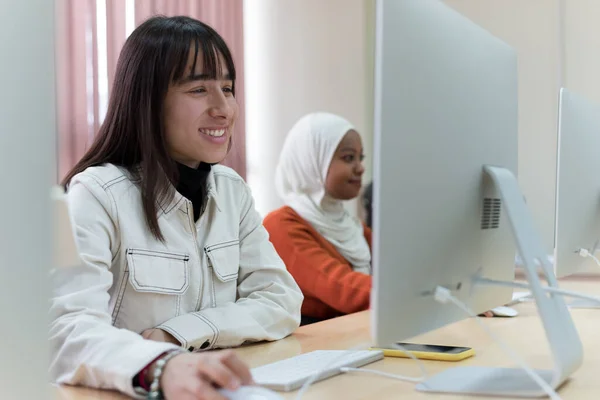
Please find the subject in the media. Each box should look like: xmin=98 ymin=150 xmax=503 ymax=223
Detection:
xmin=372 ymin=0 xmax=517 ymax=347
xmin=0 ymin=1 xmax=56 ymax=398
xmin=554 ymin=88 xmax=600 ymax=278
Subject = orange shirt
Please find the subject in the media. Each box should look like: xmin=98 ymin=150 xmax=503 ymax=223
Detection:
xmin=263 ymin=206 xmax=372 ymax=320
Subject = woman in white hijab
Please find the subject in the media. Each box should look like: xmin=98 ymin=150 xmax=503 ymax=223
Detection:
xmin=263 ymin=112 xmax=372 ymax=325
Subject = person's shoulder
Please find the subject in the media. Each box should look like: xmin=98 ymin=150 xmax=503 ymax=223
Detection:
xmin=69 ymin=163 xmax=132 ymax=193
xmin=210 ymin=165 xmax=251 ymax=209
xmin=66 ymin=164 xmax=134 ymax=220
xmin=212 ymin=164 xmax=244 ymax=184
xmin=210 ymin=165 xmax=248 ymax=197
xmin=264 ymin=206 xmax=306 ymax=227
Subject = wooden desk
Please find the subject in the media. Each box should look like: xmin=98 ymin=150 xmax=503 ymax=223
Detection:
xmin=56 ymin=279 xmax=600 ymax=399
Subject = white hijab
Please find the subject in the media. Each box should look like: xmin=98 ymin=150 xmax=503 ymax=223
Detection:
xmin=275 ymin=112 xmax=371 ymax=274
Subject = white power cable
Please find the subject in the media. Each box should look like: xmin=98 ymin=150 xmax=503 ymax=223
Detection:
xmin=577 ymin=248 xmax=600 ymax=268
xmin=295 ymin=342 xmax=429 ymax=399
xmin=433 ymin=286 xmax=562 ymax=400
xmin=340 ymin=367 xmax=424 ymax=383
xmin=390 ymin=342 xmax=430 ymax=380
xmin=475 ymin=277 xmax=600 ymax=306
xmin=341 ymin=342 xmax=428 ymax=383
xmin=294 ymin=344 xmax=369 ymax=400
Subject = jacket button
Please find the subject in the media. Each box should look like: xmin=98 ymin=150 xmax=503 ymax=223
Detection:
xmin=200 ymin=340 xmax=210 ymax=349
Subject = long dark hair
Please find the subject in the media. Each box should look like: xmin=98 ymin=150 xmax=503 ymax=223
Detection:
xmin=62 ymin=15 xmax=236 ymax=241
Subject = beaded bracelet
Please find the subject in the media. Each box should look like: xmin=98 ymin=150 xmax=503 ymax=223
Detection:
xmin=147 ymin=349 xmax=186 ymax=400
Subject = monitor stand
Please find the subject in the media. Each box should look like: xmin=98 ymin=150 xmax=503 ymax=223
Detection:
xmin=417 ymin=165 xmax=583 ymax=398
xmin=569 ymin=299 xmax=600 ymax=309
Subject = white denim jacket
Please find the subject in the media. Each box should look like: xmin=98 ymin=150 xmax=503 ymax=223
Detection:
xmin=49 ymin=164 xmax=303 ymax=397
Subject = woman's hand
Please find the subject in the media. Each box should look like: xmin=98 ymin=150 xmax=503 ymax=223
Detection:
xmin=158 ymin=350 xmax=254 ymax=400
xmin=142 ymin=328 xmax=180 ymax=345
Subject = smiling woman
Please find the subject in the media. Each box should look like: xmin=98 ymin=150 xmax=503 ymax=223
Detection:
xmin=163 ymin=39 xmax=238 ymax=170
xmin=61 ymin=15 xmax=239 ymax=238
xmin=55 ymin=0 xmax=248 ymax=181
xmin=50 ymin=16 xmax=302 ymax=400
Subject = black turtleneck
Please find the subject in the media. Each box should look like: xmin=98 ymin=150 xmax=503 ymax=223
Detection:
xmin=176 ymin=162 xmax=211 ymax=221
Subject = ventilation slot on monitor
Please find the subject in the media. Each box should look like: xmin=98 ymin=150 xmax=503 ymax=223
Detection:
xmin=481 ymin=198 xmax=501 ymax=229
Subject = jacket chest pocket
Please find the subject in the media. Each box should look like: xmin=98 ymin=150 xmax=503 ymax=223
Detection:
xmin=127 ymin=249 xmax=190 ymax=294
xmin=123 ymin=249 xmax=190 ymax=324
xmin=205 ymin=240 xmax=240 ymax=307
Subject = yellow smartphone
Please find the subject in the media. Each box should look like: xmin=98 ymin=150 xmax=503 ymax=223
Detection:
xmin=370 ymin=342 xmax=475 ymax=362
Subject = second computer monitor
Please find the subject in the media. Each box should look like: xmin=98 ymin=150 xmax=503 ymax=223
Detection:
xmin=554 ymin=88 xmax=600 ymax=278
xmin=372 ymin=0 xmax=517 ymax=347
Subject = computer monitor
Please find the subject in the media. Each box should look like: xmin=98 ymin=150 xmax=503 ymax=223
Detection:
xmin=554 ymin=88 xmax=600 ymax=279
xmin=372 ymin=0 xmax=582 ymax=396
xmin=1 ymin=1 xmax=56 ymax=398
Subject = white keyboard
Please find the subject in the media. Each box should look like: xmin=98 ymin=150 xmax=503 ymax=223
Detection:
xmin=251 ymin=350 xmax=384 ymax=392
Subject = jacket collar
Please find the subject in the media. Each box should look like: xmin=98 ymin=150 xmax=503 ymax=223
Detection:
xmin=157 ymin=168 xmax=221 ymax=216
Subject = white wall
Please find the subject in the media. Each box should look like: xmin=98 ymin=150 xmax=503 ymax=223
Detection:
xmin=443 ymin=0 xmax=562 ymax=254
xmin=0 ymin=0 xmax=56 ymax=398
xmin=563 ymin=0 xmax=600 ymax=102
xmin=244 ymin=0 xmax=375 ymax=217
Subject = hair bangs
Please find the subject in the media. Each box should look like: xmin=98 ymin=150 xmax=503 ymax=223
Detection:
xmin=170 ymin=22 xmax=236 ymax=93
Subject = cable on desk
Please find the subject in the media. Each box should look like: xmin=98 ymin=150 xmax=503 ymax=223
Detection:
xmin=294 ymin=341 xmax=429 ymax=399
xmin=433 ymin=286 xmax=562 ymax=400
